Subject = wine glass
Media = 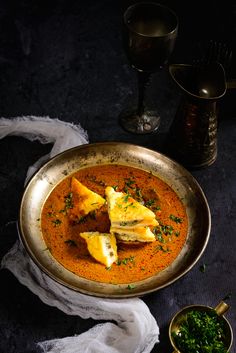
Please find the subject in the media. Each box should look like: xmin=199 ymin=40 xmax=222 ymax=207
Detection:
xmin=119 ymin=2 xmax=178 ymax=134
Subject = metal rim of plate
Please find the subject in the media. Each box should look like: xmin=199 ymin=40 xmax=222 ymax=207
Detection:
xmin=18 ymin=142 xmax=211 ymax=298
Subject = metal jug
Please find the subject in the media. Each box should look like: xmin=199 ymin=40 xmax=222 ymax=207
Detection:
xmin=168 ymin=62 xmax=226 ymax=168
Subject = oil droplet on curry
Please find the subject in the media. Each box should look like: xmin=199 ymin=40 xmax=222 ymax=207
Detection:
xmin=41 ymin=165 xmax=188 ymax=284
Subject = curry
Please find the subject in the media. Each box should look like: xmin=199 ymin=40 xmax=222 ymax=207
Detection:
xmin=41 ymin=164 xmax=188 ymax=284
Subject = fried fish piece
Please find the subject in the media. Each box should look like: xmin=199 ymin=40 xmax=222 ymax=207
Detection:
xmin=111 ymin=226 xmax=156 ymax=242
xmin=105 ymin=186 xmax=158 ymax=229
xmin=80 ymin=231 xmax=118 ymax=267
xmin=70 ymin=177 xmax=105 ymax=218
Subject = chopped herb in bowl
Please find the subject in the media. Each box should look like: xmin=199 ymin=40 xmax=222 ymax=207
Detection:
xmin=172 ymin=309 xmax=229 ymax=353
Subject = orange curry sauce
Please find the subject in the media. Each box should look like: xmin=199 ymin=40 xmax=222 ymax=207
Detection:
xmin=41 ymin=164 xmax=188 ymax=284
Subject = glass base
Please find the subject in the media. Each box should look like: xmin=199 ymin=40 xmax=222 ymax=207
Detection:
xmin=119 ymin=110 xmax=161 ymax=134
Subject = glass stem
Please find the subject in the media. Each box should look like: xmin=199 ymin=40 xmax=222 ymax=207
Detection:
xmin=137 ymin=71 xmax=151 ymax=116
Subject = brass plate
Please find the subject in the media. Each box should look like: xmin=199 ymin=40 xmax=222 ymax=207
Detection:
xmin=19 ymin=142 xmax=211 ymax=298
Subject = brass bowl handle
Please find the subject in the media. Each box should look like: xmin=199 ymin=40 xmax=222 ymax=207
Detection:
xmin=214 ymin=301 xmax=230 ymax=316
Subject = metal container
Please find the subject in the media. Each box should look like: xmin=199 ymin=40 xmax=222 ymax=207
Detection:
xmin=18 ymin=142 xmax=211 ymax=298
xmin=169 ymin=301 xmax=233 ymax=352
xmin=168 ymin=63 xmax=226 ymax=168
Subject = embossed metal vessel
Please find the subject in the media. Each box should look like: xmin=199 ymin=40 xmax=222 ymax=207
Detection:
xmin=19 ymin=142 xmax=211 ymax=298
xmin=169 ymin=62 xmax=226 ymax=168
xmin=169 ymin=301 xmax=233 ymax=352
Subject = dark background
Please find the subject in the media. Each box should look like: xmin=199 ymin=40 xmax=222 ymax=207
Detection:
xmin=0 ymin=1 xmax=235 ymax=352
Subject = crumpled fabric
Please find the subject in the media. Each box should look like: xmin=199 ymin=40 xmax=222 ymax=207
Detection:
xmin=0 ymin=116 xmax=159 ymax=353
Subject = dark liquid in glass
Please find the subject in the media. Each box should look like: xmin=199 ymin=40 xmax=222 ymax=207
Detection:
xmin=123 ymin=6 xmax=177 ymax=72
xmin=119 ymin=2 xmax=178 ymax=134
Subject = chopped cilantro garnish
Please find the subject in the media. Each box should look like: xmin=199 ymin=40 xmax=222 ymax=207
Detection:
xmin=145 ymin=199 xmax=155 ymax=207
xmin=155 ymin=230 xmax=165 ymax=243
xmin=170 ymin=214 xmax=183 ymax=223
xmin=64 ymin=192 xmax=73 ymax=210
xmin=123 ymin=194 xmax=130 ymax=202
xmin=124 ymin=178 xmax=135 ymax=188
xmin=161 ymin=224 xmax=173 ymax=235
xmin=155 ymin=245 xmax=170 ymax=253
xmin=172 ymin=310 xmax=228 ymax=353
xmin=117 ymin=256 xmax=135 ymax=266
xmin=52 ymin=219 xmax=62 ymax=227
xmin=135 ymin=188 xmax=143 ymax=200
xmin=199 ymin=263 xmax=207 ymax=273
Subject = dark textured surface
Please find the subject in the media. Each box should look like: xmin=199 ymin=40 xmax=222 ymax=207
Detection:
xmin=0 ymin=1 xmax=235 ymax=352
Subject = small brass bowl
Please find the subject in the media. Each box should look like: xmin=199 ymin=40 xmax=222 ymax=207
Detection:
xmin=169 ymin=301 xmax=233 ymax=353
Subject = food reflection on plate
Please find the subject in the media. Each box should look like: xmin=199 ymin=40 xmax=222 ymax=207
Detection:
xmin=41 ymin=164 xmax=188 ymax=284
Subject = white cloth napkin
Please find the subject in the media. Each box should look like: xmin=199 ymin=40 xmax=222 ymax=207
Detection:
xmin=0 ymin=116 xmax=159 ymax=353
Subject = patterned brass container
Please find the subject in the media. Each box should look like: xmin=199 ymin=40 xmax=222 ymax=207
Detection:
xmin=169 ymin=301 xmax=233 ymax=352
xmin=169 ymin=63 xmax=226 ymax=169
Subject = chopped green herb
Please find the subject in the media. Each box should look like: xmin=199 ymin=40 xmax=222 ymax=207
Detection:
xmin=161 ymin=224 xmax=173 ymax=235
xmin=157 ymin=233 xmax=165 ymax=243
xmin=64 ymin=192 xmax=74 ymax=209
xmin=117 ymin=256 xmax=135 ymax=266
xmin=124 ymin=178 xmax=136 ymax=194
xmin=59 ymin=193 xmax=74 ymax=215
xmin=155 ymin=245 xmax=170 ymax=253
xmin=127 ymin=284 xmax=135 ymax=290
xmin=52 ymin=219 xmax=62 ymax=227
xmin=124 ymin=178 xmax=135 ymax=188
xmin=123 ymin=194 xmax=130 ymax=202
xmin=170 ymin=214 xmax=183 ymax=223
xmin=145 ymin=199 xmax=155 ymax=207
xmin=155 ymin=230 xmax=165 ymax=243
xmin=123 ymin=202 xmax=136 ymax=211
xmin=135 ymin=187 xmax=143 ymax=200
xmin=172 ymin=309 xmax=228 ymax=353
xmin=199 ymin=263 xmax=207 ymax=273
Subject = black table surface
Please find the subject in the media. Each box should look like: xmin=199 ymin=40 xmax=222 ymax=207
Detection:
xmin=0 ymin=1 xmax=235 ymax=352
